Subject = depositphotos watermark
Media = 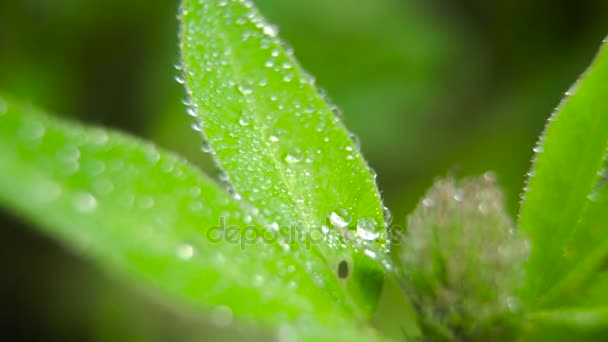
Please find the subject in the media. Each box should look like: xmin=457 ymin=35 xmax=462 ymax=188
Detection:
xmin=204 ymin=217 xmax=405 ymax=250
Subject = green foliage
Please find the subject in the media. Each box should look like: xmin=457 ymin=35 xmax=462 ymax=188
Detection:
xmin=0 ymin=95 xmax=371 ymax=340
xmin=180 ymin=0 xmax=389 ymax=318
xmin=519 ymin=39 xmax=608 ymax=309
xmin=1 ymin=0 xmax=608 ymax=340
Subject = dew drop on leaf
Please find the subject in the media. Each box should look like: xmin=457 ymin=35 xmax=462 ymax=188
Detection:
xmin=284 ymin=148 xmax=303 ymax=163
xmin=321 ymin=225 xmax=329 ymax=234
xmin=176 ymin=243 xmax=195 ymax=261
xmin=201 ymin=141 xmax=212 ymax=153
xmin=356 ymin=217 xmax=380 ymax=241
xmin=254 ymin=274 xmax=264 ymax=287
xmin=72 ymin=192 xmax=98 ymax=213
xmin=89 ymin=129 xmax=109 ymax=145
xmin=237 ymin=84 xmax=253 ymax=95
xmin=175 ymin=74 xmax=186 ymax=84
xmin=329 ymin=209 xmax=351 ymax=229
xmin=238 ymin=113 xmax=251 ymax=127
xmin=36 ymin=180 xmax=62 ymax=204
xmin=268 ymin=222 xmax=279 ymax=232
xmin=361 ymin=251 xmax=377 ymax=263
xmin=262 ymin=23 xmax=278 ymax=37
xmin=191 ymin=121 xmax=203 ymax=132
xmin=186 ymin=106 xmax=198 ymax=117
xmin=19 ymin=118 xmax=45 ymax=141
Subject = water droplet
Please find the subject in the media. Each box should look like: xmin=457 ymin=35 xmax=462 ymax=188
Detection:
xmin=262 ymin=24 xmax=278 ymax=37
xmin=176 ymin=243 xmax=195 ymax=261
xmin=210 ymin=306 xmax=233 ymax=327
xmin=73 ymin=192 xmax=98 ymax=213
xmin=56 ymin=144 xmax=81 ymax=161
xmin=218 ymin=0 xmax=228 ymax=6
xmin=35 ymin=180 xmax=62 ymax=204
xmin=329 ymin=210 xmax=351 ymax=229
xmin=83 ymin=159 xmax=106 ymax=176
xmin=364 ymin=249 xmax=377 ymax=259
xmin=254 ymin=274 xmax=264 ymax=287
xmin=269 ymin=135 xmax=280 ymax=143
xmin=268 ymin=222 xmax=279 ymax=232
xmin=357 ymin=217 xmax=380 ymax=241
xmin=533 ymin=145 xmax=544 ymax=153
xmin=238 ymin=112 xmax=251 ymax=127
xmin=192 ymin=121 xmax=205 ymax=134
xmin=19 ymin=119 xmax=45 ymax=141
xmin=383 ymin=206 xmax=393 ymax=225
xmin=284 ymin=148 xmax=303 ymax=163
xmin=186 ymin=106 xmax=198 ymax=117
xmin=89 ymin=129 xmax=109 ymax=145
xmin=237 ymin=84 xmax=253 ymax=95
xmin=422 ymin=198 xmax=435 ymax=208
xmin=264 ymin=59 xmax=275 ymax=68
xmin=201 ymin=140 xmax=212 ymax=153
xmin=175 ymin=74 xmax=185 ymax=84
xmin=143 ymin=145 xmax=160 ymax=165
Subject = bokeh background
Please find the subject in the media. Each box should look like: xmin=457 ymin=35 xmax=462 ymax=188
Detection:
xmin=1 ymin=0 xmax=608 ymax=340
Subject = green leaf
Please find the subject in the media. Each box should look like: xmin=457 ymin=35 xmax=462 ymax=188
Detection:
xmin=0 ymin=95 xmax=371 ymax=338
xmin=522 ymin=308 xmax=608 ymax=340
xmin=180 ymin=0 xmax=388 ymax=317
xmin=532 ymin=183 xmax=608 ymax=308
xmin=518 ymin=38 xmax=608 ymax=308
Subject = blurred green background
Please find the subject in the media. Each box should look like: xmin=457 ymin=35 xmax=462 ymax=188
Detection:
xmin=1 ymin=0 xmax=607 ymax=340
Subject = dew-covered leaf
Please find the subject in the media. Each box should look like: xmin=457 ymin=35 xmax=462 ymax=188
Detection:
xmin=518 ymin=38 xmax=608 ymax=308
xmin=180 ymin=0 xmax=388 ymax=317
xmin=0 ymin=95 xmax=374 ymax=338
